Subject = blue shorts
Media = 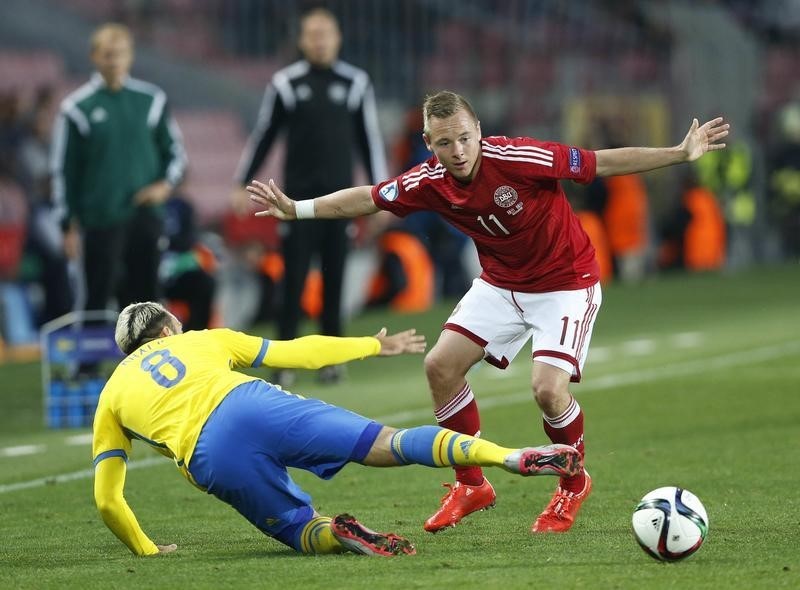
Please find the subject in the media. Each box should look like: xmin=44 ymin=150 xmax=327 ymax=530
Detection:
xmin=188 ymin=380 xmax=382 ymax=549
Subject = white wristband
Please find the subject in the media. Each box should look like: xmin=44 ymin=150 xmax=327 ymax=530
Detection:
xmin=294 ymin=199 xmax=316 ymax=219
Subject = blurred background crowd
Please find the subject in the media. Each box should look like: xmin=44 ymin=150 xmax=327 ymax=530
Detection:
xmin=1 ymin=0 xmax=799 ymax=360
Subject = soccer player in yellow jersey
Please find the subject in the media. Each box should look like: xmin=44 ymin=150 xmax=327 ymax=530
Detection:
xmin=93 ymin=302 xmax=582 ymax=557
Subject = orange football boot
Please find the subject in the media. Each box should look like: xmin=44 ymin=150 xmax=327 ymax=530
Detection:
xmin=531 ymin=471 xmax=592 ymax=533
xmin=423 ymin=479 xmax=496 ymax=533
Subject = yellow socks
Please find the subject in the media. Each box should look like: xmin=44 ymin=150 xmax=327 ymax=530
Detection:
xmin=390 ymin=426 xmax=514 ymax=468
xmin=299 ymin=516 xmax=344 ymax=554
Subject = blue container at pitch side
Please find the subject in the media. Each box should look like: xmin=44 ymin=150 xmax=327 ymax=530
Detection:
xmin=47 ymin=379 xmax=67 ymax=428
xmin=83 ymin=378 xmax=105 ymax=427
xmin=41 ymin=311 xmax=123 ymax=429
xmin=65 ymin=382 xmax=84 ymax=428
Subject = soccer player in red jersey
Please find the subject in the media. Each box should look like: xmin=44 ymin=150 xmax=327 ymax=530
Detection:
xmin=247 ymin=91 xmax=729 ymax=534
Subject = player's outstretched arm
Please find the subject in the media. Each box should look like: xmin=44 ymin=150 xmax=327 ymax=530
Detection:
xmin=263 ymin=329 xmax=426 ymax=370
xmin=94 ymin=457 xmax=169 ymax=556
xmin=595 ymin=117 xmax=730 ymax=177
xmin=373 ymin=327 xmax=426 ymax=356
xmin=247 ymin=179 xmax=379 ymax=220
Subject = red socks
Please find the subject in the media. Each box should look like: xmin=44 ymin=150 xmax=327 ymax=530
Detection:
xmin=434 ymin=385 xmax=586 ymax=493
xmin=434 ymin=383 xmax=484 ymax=486
xmin=543 ymin=395 xmax=586 ymax=493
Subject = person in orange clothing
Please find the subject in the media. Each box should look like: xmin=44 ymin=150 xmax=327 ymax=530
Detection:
xmin=366 ymin=228 xmax=435 ymax=313
xmin=659 ymin=172 xmax=726 ymax=271
xmin=575 ymin=210 xmax=613 ymax=285
xmin=600 ymin=173 xmax=649 ymax=282
xmin=258 ymin=251 xmax=323 ymax=322
xmin=682 ymin=185 xmax=726 ymax=271
xmin=585 ymin=124 xmax=650 ymax=283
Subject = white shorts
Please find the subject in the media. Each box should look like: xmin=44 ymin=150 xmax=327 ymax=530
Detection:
xmin=444 ymin=278 xmax=602 ymax=382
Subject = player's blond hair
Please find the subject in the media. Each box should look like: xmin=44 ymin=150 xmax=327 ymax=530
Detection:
xmin=422 ymin=91 xmax=478 ymax=135
xmin=90 ymin=23 xmax=134 ymax=54
xmin=115 ymin=302 xmax=170 ymax=355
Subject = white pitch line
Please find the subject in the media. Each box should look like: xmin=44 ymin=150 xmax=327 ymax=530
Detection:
xmin=0 ymin=433 xmax=93 ymax=459
xmin=65 ymin=433 xmax=94 ymax=446
xmin=370 ymin=340 xmax=800 ymax=425
xmin=622 ymin=338 xmax=657 ymax=356
xmin=483 ymin=365 xmax=520 ymax=380
xmin=588 ymin=346 xmax=612 ymax=363
xmin=0 ymin=456 xmax=165 ymax=494
xmin=1 ymin=445 xmax=46 ymax=457
xmin=671 ymin=331 xmax=704 ymax=348
xmin=1 ymin=339 xmax=798 ymax=495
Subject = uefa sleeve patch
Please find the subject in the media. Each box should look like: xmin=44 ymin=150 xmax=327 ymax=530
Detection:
xmin=569 ymin=147 xmax=582 ymax=174
xmin=378 ymin=180 xmax=399 ymax=202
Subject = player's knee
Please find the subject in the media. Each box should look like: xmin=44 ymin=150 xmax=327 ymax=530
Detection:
xmin=531 ymin=378 xmax=565 ymax=414
xmin=424 ymin=349 xmax=459 ymax=387
xmin=373 ymin=426 xmax=396 ymax=449
xmin=362 ymin=426 xmax=400 ymax=466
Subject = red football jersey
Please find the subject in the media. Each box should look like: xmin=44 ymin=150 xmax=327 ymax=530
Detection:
xmin=371 ymin=136 xmax=599 ymax=292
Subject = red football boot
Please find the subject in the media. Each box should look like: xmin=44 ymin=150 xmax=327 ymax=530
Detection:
xmin=423 ymin=479 xmax=496 ymax=533
xmin=531 ymin=471 xmax=592 ymax=533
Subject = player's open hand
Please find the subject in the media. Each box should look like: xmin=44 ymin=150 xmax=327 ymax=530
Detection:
xmin=374 ymin=327 xmax=427 ymax=356
xmin=156 ymin=544 xmax=177 ymax=555
xmin=680 ymin=117 xmax=730 ymax=162
xmin=247 ymin=179 xmax=297 ymax=220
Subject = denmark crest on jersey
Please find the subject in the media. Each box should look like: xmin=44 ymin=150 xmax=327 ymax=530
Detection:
xmin=378 ymin=180 xmax=399 ymax=202
xmin=493 ymin=185 xmax=519 ymax=208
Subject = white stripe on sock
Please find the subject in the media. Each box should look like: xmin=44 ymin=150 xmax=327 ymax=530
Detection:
xmin=544 ymin=397 xmax=580 ymax=429
xmin=434 ymin=384 xmax=474 ymax=421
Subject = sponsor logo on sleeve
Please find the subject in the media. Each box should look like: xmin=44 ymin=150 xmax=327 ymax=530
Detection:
xmin=569 ymin=147 xmax=581 ymax=174
xmin=378 ymin=180 xmax=399 ymax=202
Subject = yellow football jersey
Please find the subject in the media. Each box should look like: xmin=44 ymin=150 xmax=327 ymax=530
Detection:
xmin=92 ymin=329 xmax=380 ymax=479
xmin=91 ymin=328 xmax=380 ymax=556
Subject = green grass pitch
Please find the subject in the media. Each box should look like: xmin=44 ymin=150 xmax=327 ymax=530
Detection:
xmin=1 ymin=265 xmax=798 ymax=589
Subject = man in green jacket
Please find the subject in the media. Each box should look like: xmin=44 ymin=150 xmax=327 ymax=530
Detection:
xmin=51 ymin=23 xmax=187 ymax=312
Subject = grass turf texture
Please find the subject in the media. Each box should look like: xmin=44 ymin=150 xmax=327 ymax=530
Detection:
xmin=1 ymin=264 xmax=798 ymax=589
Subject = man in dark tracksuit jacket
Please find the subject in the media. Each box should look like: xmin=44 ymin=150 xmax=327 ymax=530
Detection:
xmin=232 ymin=7 xmax=387 ymax=385
xmin=51 ymin=23 xmax=186 ymax=313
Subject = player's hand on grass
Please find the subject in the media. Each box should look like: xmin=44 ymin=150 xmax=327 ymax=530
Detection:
xmin=680 ymin=117 xmax=730 ymax=162
xmin=248 ymin=179 xmax=296 ymax=220
xmin=374 ymin=327 xmax=427 ymax=356
xmin=156 ymin=544 xmax=177 ymax=555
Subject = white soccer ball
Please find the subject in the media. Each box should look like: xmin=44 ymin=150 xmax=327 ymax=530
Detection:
xmin=631 ymin=486 xmax=709 ymax=561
